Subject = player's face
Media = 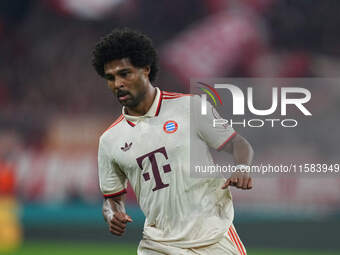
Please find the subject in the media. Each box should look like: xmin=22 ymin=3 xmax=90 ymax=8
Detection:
xmin=104 ymin=58 xmax=150 ymax=107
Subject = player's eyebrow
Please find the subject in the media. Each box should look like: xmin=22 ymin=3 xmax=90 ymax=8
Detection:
xmin=104 ymin=73 xmax=114 ymax=80
xmin=104 ymin=67 xmax=132 ymax=79
xmin=117 ymin=68 xmax=131 ymax=74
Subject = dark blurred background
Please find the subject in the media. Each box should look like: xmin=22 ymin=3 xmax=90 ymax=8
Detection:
xmin=1 ymin=0 xmax=340 ymax=254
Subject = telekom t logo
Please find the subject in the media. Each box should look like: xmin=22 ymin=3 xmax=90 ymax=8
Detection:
xmin=136 ymin=147 xmax=172 ymax=192
xmin=201 ymin=84 xmax=312 ymax=116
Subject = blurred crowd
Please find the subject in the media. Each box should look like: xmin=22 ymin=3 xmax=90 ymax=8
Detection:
xmin=1 ymin=0 xmax=340 ymax=204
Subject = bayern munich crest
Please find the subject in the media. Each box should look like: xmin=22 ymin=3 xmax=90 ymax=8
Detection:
xmin=163 ymin=120 xmax=178 ymax=134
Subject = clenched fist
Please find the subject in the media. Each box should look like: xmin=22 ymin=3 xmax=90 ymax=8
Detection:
xmin=108 ymin=212 xmax=133 ymax=236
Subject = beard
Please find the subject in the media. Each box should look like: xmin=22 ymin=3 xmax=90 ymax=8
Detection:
xmin=116 ymin=89 xmax=145 ymax=108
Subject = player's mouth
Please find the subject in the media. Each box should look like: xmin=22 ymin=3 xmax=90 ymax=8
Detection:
xmin=117 ymin=90 xmax=132 ymax=101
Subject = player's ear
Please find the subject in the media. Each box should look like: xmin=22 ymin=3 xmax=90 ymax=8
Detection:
xmin=143 ymin=66 xmax=151 ymax=77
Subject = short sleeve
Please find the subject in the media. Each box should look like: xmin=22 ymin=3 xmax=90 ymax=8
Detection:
xmin=98 ymin=137 xmax=128 ymax=198
xmin=192 ymin=95 xmax=236 ymax=150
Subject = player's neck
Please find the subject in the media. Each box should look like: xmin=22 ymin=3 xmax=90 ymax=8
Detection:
xmin=125 ymin=86 xmax=156 ymax=116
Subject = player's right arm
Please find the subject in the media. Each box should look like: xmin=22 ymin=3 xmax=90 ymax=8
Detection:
xmin=98 ymin=136 xmax=132 ymax=236
xmin=103 ymin=194 xmax=132 ymax=236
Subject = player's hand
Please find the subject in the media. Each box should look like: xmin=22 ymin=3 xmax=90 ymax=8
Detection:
xmin=108 ymin=212 xmax=133 ymax=236
xmin=222 ymin=172 xmax=252 ymax=190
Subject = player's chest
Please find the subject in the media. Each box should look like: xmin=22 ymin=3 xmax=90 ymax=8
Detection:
xmin=112 ymin=115 xmax=189 ymax=174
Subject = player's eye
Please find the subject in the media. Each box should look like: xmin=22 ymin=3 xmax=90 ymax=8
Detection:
xmin=120 ymin=71 xmax=130 ymax=78
xmin=105 ymin=74 xmax=114 ymax=81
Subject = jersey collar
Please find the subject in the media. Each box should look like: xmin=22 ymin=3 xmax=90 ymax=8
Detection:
xmin=122 ymin=87 xmax=162 ymax=126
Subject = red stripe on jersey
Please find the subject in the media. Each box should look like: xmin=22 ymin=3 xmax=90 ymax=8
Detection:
xmin=103 ymin=115 xmax=124 ymax=133
xmin=231 ymin=226 xmax=246 ymax=255
xmin=217 ymin=132 xmax=237 ymax=151
xmin=228 ymin=227 xmax=245 ymax=255
xmin=162 ymin=93 xmax=183 ymax=97
xmin=103 ymin=188 xmax=127 ymax=198
xmin=155 ymin=91 xmax=163 ymax=116
xmin=162 ymin=94 xmax=192 ymax=100
xmin=162 ymin=94 xmax=180 ymax=98
xmin=162 ymin=91 xmax=192 ymax=96
xmin=227 ymin=230 xmax=238 ymax=251
xmin=228 ymin=228 xmax=242 ymax=254
xmin=162 ymin=94 xmax=178 ymax=97
xmin=162 ymin=96 xmax=183 ymax=99
xmin=126 ymin=119 xmax=136 ymax=127
xmin=162 ymin=91 xmax=183 ymax=95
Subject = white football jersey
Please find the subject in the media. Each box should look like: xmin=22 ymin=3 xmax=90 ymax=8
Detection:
xmin=98 ymin=87 xmax=236 ymax=248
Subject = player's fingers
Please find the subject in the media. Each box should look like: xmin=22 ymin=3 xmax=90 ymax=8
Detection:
xmin=110 ymin=227 xmax=124 ymax=236
xmin=109 ymin=222 xmax=126 ymax=233
xmin=242 ymin=176 xmax=249 ymax=189
xmin=222 ymin=179 xmax=231 ymax=189
xmin=126 ymin=215 xmax=133 ymax=222
xmin=110 ymin=223 xmax=125 ymax=233
xmin=109 ymin=222 xmax=123 ymax=232
xmin=114 ymin=212 xmax=131 ymax=223
xmin=111 ymin=216 xmax=127 ymax=229
xmin=247 ymin=178 xmax=253 ymax=189
xmin=230 ymin=176 xmax=238 ymax=186
xmin=114 ymin=212 xmax=127 ymax=222
xmin=236 ymin=177 xmax=243 ymax=188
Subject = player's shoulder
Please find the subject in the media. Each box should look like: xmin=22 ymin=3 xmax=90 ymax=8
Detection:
xmin=161 ymin=91 xmax=192 ymax=98
xmin=161 ymin=91 xmax=193 ymax=103
xmin=161 ymin=91 xmax=203 ymax=112
xmin=100 ymin=114 xmax=125 ymax=142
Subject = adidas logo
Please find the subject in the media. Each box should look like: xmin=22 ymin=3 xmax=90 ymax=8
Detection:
xmin=121 ymin=142 xmax=132 ymax=152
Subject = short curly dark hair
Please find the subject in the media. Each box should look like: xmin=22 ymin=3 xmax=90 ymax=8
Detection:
xmin=92 ymin=28 xmax=159 ymax=82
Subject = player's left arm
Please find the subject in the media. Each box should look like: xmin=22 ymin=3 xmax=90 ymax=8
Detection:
xmin=221 ymin=134 xmax=254 ymax=190
xmin=191 ymin=96 xmax=254 ymax=189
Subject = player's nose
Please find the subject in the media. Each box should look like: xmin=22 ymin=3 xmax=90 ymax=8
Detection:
xmin=114 ymin=77 xmax=125 ymax=89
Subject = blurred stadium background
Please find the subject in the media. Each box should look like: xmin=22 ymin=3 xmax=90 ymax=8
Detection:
xmin=1 ymin=0 xmax=340 ymax=254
